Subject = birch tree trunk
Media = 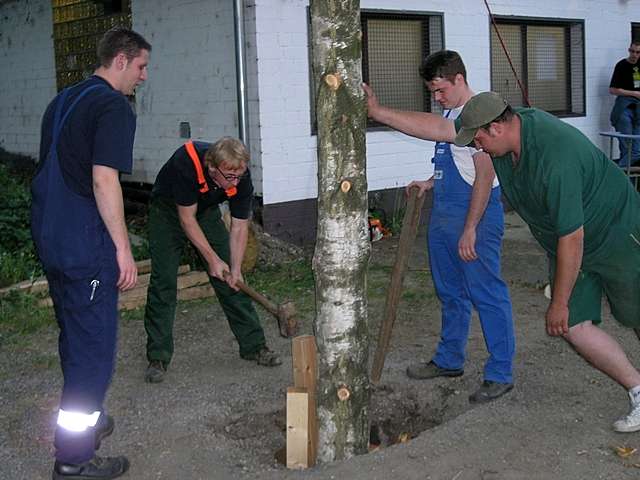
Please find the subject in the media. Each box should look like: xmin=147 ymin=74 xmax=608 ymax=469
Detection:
xmin=310 ymin=0 xmax=370 ymax=463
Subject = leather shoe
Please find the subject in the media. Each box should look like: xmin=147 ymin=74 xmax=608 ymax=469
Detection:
xmin=469 ymin=380 xmax=513 ymax=403
xmin=145 ymin=360 xmax=167 ymax=383
xmin=94 ymin=415 xmax=114 ymax=450
xmin=406 ymin=361 xmax=464 ymax=380
xmin=52 ymin=454 xmax=129 ymax=479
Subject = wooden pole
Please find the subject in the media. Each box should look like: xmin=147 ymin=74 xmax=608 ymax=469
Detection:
xmin=370 ymin=187 xmax=425 ymax=383
xmin=292 ymin=335 xmax=317 ymax=466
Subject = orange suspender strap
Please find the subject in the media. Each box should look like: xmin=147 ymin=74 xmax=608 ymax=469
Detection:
xmin=184 ymin=141 xmax=209 ymax=194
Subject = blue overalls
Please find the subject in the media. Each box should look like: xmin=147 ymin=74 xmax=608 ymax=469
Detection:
xmin=31 ymin=85 xmax=119 ymax=464
xmin=427 ymin=133 xmax=515 ymax=384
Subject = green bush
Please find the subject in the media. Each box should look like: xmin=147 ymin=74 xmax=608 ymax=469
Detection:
xmin=0 ymin=163 xmax=42 ymax=287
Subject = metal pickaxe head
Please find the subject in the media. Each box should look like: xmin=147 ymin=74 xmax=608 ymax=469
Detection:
xmin=277 ymin=301 xmax=298 ymax=338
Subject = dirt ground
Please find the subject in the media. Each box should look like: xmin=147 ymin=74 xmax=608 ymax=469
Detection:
xmin=3 ymin=211 xmax=640 ymax=480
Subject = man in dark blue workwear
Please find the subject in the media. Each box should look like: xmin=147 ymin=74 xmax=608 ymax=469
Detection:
xmin=31 ymin=27 xmax=151 ymax=479
xmin=364 ymin=50 xmax=515 ymax=403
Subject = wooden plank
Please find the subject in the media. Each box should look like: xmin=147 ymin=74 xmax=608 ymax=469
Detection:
xmin=0 ymin=262 xmax=189 ymax=298
xmin=371 ymin=187 xmax=425 ymax=383
xmin=286 ymin=387 xmax=310 ymax=469
xmin=119 ymin=278 xmax=214 ymax=311
xmin=0 ymin=277 xmax=49 ymax=297
xmin=38 ymin=268 xmax=211 ymax=311
xmin=135 ymin=259 xmax=152 ymax=275
xmin=176 ymin=284 xmax=215 ymax=302
xmin=292 ymin=335 xmax=317 ymax=466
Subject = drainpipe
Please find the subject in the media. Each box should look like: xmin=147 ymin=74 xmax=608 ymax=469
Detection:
xmin=233 ymin=0 xmax=250 ymax=148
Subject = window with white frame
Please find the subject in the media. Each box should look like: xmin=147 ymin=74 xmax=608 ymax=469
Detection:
xmin=490 ymin=17 xmax=585 ymax=116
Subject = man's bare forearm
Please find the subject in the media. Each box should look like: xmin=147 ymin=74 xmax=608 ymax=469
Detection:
xmin=552 ymin=228 xmax=584 ymax=307
xmin=464 ymin=152 xmax=495 ymax=232
xmin=610 ymin=87 xmax=640 ymax=99
xmin=177 ymin=205 xmax=219 ymax=267
xmin=93 ymin=165 xmax=131 ymax=254
xmin=371 ymin=105 xmax=457 ymax=143
xmin=229 ymin=218 xmax=249 ymax=274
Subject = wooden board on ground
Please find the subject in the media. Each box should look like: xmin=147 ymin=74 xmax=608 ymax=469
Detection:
xmin=292 ymin=335 xmax=318 ymax=467
xmin=286 ymin=387 xmax=311 ymax=469
xmin=0 ymin=259 xmax=189 ymax=298
xmin=36 ymin=265 xmax=211 ymax=311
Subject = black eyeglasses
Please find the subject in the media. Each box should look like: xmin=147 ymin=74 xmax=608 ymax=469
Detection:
xmin=215 ymin=167 xmax=248 ymax=182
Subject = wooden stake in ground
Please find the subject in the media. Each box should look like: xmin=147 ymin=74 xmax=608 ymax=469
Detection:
xmin=292 ymin=335 xmax=318 ymax=466
xmin=310 ymin=0 xmax=370 ymax=463
xmin=286 ymin=387 xmax=311 ymax=469
xmin=371 ymin=187 xmax=425 ymax=383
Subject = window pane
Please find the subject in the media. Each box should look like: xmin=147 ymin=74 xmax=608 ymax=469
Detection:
xmin=367 ymin=19 xmax=424 ymax=112
xmin=491 ymin=24 xmax=525 ymax=107
xmin=527 ymin=25 xmax=567 ymax=112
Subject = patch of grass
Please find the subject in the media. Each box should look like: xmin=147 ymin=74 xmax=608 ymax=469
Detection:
xmin=246 ymin=260 xmax=315 ymax=298
xmin=120 ymin=305 xmax=146 ymax=323
xmin=0 ymin=291 xmax=55 ymax=345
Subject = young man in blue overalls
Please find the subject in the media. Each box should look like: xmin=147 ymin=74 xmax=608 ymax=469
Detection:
xmin=31 ymin=28 xmax=151 ymax=479
xmin=363 ymin=50 xmax=515 ymax=403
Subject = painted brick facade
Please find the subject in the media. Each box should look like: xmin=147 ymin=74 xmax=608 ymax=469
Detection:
xmin=0 ymin=0 xmax=56 ymax=158
xmin=0 ymin=0 xmax=638 ymax=216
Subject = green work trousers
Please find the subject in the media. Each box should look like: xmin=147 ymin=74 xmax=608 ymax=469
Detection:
xmin=144 ymin=196 xmax=266 ymax=364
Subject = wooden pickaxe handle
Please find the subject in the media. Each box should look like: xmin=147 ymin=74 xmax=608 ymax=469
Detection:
xmin=234 ymin=279 xmax=279 ymax=317
xmin=223 ymin=271 xmax=297 ymax=338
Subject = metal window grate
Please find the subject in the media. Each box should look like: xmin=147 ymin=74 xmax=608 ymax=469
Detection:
xmin=362 ymin=11 xmax=443 ymax=126
xmin=490 ymin=17 xmax=585 ymax=116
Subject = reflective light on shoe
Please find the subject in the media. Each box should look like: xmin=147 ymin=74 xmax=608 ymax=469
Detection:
xmin=57 ymin=409 xmax=100 ymax=432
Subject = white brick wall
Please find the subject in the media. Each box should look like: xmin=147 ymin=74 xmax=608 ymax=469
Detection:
xmin=0 ymin=0 xmax=56 ymax=157
xmin=253 ymin=0 xmax=640 ymax=204
xmin=129 ymin=0 xmax=240 ymax=184
xmin=0 ymin=0 xmax=638 ymax=204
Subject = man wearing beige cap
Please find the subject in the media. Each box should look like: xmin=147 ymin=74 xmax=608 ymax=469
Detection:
xmin=381 ymin=90 xmax=640 ymax=433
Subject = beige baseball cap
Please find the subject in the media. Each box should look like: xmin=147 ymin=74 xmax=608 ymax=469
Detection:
xmin=454 ymin=92 xmax=509 ymax=147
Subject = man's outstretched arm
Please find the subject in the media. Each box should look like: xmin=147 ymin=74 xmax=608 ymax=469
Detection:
xmin=363 ymin=83 xmax=457 ymax=143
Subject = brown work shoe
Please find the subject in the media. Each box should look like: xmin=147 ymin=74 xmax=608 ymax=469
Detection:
xmin=242 ymin=346 xmax=282 ymax=367
xmin=145 ymin=360 xmax=167 ymax=383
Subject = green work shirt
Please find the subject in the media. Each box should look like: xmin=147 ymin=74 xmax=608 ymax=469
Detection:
xmin=457 ymin=108 xmax=640 ymax=266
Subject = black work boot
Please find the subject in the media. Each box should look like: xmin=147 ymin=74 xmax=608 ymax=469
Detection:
xmin=469 ymin=380 xmax=514 ymax=403
xmin=406 ymin=361 xmax=464 ymax=380
xmin=94 ymin=415 xmax=114 ymax=450
xmin=52 ymin=454 xmax=129 ymax=479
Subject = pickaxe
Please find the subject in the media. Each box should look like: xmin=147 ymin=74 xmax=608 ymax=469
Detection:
xmin=225 ymin=272 xmax=298 ymax=338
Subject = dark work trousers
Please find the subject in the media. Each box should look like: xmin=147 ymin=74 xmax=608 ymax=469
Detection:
xmin=144 ymin=196 xmax=266 ymax=364
xmin=31 ymin=85 xmax=119 ymax=464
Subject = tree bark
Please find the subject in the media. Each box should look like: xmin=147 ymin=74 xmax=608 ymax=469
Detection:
xmin=310 ymin=0 xmax=370 ymax=463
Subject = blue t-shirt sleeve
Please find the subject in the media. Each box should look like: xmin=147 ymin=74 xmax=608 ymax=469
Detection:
xmin=93 ymin=95 xmax=135 ymax=174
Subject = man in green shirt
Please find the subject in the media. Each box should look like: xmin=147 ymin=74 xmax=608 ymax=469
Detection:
xmin=376 ymin=90 xmax=640 ymax=433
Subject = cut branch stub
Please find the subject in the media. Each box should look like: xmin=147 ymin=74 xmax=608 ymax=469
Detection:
xmin=340 ymin=180 xmax=352 ymax=193
xmin=337 ymin=385 xmax=351 ymax=402
xmin=324 ymin=73 xmax=342 ymax=90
